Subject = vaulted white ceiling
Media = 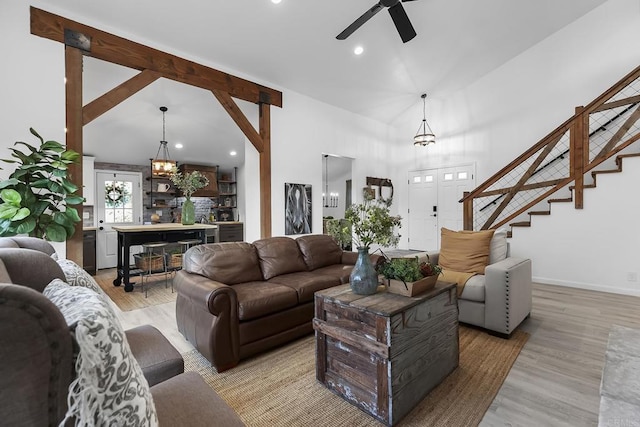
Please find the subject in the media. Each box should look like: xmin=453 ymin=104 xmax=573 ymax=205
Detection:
xmin=35 ymin=0 xmax=608 ymax=167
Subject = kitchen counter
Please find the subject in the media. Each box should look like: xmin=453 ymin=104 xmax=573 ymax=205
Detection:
xmin=113 ymin=223 xmax=217 ymax=232
xmin=210 ymin=221 xmax=242 ymax=225
xmin=83 ymin=226 xmax=98 ymax=231
xmin=112 ymin=223 xmax=217 ymax=292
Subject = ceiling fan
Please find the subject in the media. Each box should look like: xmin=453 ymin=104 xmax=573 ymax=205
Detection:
xmin=336 ymin=0 xmax=418 ymax=44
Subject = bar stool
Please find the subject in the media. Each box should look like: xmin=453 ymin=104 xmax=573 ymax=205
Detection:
xmin=139 ymin=241 xmax=169 ymax=297
xmin=177 ymin=238 xmax=202 ymax=255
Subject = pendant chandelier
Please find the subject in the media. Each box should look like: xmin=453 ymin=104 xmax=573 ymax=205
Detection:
xmin=152 ymin=106 xmax=177 ymax=176
xmin=414 ymin=93 xmax=436 ymax=146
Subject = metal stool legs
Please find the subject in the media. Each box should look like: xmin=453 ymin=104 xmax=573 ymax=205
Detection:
xmin=139 ymin=242 xmax=169 ymax=297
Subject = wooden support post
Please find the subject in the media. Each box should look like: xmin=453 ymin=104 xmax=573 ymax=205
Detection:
xmin=572 ymin=106 xmax=585 ymax=209
xmin=259 ymin=102 xmax=272 ymax=238
xmin=65 ymin=46 xmax=84 ymax=264
xmin=462 ymin=191 xmax=473 ymax=230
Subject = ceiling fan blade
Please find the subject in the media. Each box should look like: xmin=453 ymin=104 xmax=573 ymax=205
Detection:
xmin=388 ymin=3 xmax=417 ymax=43
xmin=336 ymin=2 xmax=384 ymax=40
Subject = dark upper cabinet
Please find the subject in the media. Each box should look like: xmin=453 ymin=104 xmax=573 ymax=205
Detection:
xmin=178 ymin=164 xmax=219 ymax=197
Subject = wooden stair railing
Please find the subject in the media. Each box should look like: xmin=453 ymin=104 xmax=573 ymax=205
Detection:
xmin=461 ymin=64 xmax=640 ymax=232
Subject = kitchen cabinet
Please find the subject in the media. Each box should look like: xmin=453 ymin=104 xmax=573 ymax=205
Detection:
xmin=82 ymin=156 xmax=95 ymax=206
xmin=217 ymin=222 xmax=243 ymax=242
xmin=213 ymin=167 xmax=237 ymax=221
xmin=83 ymin=229 xmax=96 ymax=275
xmin=178 ymin=164 xmax=218 ymax=197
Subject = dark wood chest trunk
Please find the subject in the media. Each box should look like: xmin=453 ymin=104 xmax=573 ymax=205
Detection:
xmin=313 ymin=283 xmax=459 ymax=426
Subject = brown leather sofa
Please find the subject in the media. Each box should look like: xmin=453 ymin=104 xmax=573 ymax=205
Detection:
xmin=175 ymin=234 xmax=379 ymax=372
xmin=0 ymin=238 xmax=244 ymax=426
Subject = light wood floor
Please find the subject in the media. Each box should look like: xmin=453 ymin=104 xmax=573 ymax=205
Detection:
xmin=110 ymin=282 xmax=640 ymax=426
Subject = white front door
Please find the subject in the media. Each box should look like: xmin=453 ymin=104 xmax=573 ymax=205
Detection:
xmin=96 ymin=171 xmax=143 ymax=269
xmin=438 ymin=165 xmax=475 ymax=232
xmin=408 ymin=164 xmax=475 ymax=250
xmin=408 ymin=171 xmax=438 ymax=251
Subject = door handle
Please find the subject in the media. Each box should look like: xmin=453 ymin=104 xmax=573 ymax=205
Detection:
xmin=99 ymin=220 xmax=104 ymax=224
xmin=99 ymin=226 xmax=104 ymax=231
xmin=431 ymin=214 xmax=437 ymax=217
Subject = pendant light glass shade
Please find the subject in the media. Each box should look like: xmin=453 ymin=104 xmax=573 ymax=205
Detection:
xmin=414 ymin=93 xmax=436 ymax=146
xmin=152 ymin=106 xmax=177 ymax=176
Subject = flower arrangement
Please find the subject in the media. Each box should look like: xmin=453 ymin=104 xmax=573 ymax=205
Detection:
xmin=342 ymin=190 xmax=402 ymax=250
xmin=169 ymin=167 xmax=209 ymax=199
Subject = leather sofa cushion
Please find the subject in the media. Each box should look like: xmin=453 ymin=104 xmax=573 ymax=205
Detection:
xmin=459 ymin=274 xmax=485 ymax=302
xmin=253 ymin=237 xmax=308 ymax=280
xmin=183 ymin=243 xmax=263 ymax=285
xmin=295 ymin=235 xmax=342 ymax=271
xmin=311 ymin=264 xmax=354 ymax=284
xmin=125 ymin=325 xmax=184 ymax=387
xmin=268 ymin=272 xmax=340 ymax=303
xmin=232 ymin=281 xmax=299 ymax=321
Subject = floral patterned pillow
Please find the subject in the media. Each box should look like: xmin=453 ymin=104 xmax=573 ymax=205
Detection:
xmin=43 ymin=279 xmax=158 ymax=426
xmin=56 ymin=259 xmax=104 ymax=295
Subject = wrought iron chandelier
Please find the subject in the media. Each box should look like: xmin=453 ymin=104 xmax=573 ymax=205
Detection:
xmin=152 ymin=106 xmax=177 ymax=176
xmin=414 ymin=93 xmax=436 ymax=146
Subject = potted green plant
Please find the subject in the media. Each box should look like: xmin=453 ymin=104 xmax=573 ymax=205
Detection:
xmin=324 ymin=218 xmax=352 ymax=250
xmin=328 ymin=190 xmax=402 ymax=295
xmin=169 ymin=167 xmax=209 ymax=225
xmin=379 ymin=255 xmax=442 ymax=296
xmin=0 ymin=128 xmax=83 ymax=242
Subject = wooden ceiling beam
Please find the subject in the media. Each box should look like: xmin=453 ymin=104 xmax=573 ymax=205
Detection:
xmin=30 ymin=7 xmax=283 ymax=108
xmin=212 ymin=89 xmax=264 ymax=153
xmin=83 ymin=69 xmax=162 ymax=125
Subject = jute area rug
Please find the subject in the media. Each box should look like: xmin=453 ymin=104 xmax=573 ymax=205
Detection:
xmin=184 ymin=326 xmax=529 ymax=427
xmin=94 ymin=268 xmax=177 ymax=311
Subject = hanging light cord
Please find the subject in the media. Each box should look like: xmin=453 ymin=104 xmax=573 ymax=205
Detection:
xmin=154 ymin=108 xmax=170 ymax=161
xmin=324 ymin=155 xmax=329 ymax=207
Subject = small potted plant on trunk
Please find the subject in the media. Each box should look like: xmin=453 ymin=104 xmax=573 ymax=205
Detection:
xmin=380 ymin=255 xmax=442 ymax=297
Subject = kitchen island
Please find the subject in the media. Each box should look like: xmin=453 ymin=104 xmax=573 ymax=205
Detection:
xmin=112 ymin=223 xmax=218 ymax=292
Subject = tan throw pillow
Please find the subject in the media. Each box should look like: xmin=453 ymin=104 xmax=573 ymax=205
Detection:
xmin=439 ymin=228 xmax=495 ymax=274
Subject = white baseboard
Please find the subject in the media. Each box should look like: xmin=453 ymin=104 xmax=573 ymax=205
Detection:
xmin=533 ymin=276 xmax=640 ymax=297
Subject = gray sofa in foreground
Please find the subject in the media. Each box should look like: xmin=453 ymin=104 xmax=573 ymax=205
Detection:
xmin=0 ymin=237 xmax=244 ymax=426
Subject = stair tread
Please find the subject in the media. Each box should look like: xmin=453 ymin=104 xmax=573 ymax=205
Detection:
xmin=569 ymin=184 xmax=596 ymax=190
xmin=548 ymin=197 xmax=572 ymax=203
xmin=592 ymin=169 xmax=621 ymax=175
xmin=510 ymin=221 xmax=531 ymax=227
xmin=529 ymin=211 xmax=550 ymax=215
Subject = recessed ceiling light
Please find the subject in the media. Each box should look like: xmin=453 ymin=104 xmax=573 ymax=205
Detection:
xmin=271 ymin=0 xmax=282 ymax=4
xmin=230 ymin=151 xmax=237 ymax=156
xmin=174 ymin=143 xmax=183 ymax=149
xmin=354 ymin=46 xmax=364 ymax=55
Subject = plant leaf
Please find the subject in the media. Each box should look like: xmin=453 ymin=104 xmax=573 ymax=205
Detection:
xmin=0 ymin=178 xmax=19 ymax=189
xmin=16 ymin=217 xmax=36 ymax=234
xmin=29 ymin=128 xmax=44 ymax=144
xmin=65 ymin=195 xmax=85 ymax=205
xmin=0 ymin=189 xmax=22 ymax=206
xmin=0 ymin=204 xmax=18 ymax=220
xmin=12 ymin=207 xmax=30 ymax=221
xmin=65 ymin=206 xmax=81 ymax=222
xmin=45 ymin=223 xmax=67 ymax=242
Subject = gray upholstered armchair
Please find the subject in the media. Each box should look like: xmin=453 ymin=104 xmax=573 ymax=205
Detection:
xmin=411 ymin=229 xmax=532 ymax=337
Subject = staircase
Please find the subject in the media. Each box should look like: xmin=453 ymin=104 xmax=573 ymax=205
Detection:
xmin=461 ymin=64 xmax=640 ymax=236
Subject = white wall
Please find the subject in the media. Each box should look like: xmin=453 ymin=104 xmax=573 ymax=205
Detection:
xmin=0 ymin=2 xmax=65 ymax=177
xmin=265 ymin=90 xmax=397 ymax=242
xmin=509 ymin=156 xmax=640 ymax=296
xmin=389 ymin=0 xmax=640 ymax=295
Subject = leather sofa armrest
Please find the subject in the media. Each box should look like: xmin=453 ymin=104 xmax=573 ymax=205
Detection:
xmin=174 ymin=271 xmax=237 ymax=316
xmin=484 ymin=257 xmax=532 ymax=335
xmin=174 ymin=271 xmax=240 ymax=371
